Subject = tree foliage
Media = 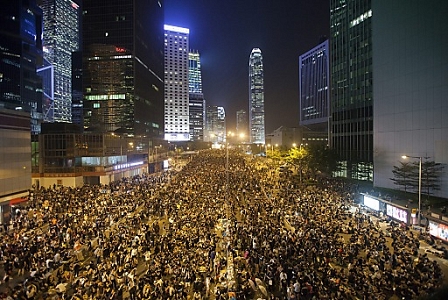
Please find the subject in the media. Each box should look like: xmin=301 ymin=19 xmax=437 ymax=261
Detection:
xmin=390 ymin=162 xmax=416 ymax=192
xmin=390 ymin=158 xmax=445 ymax=196
xmin=285 ymin=144 xmax=340 ymax=180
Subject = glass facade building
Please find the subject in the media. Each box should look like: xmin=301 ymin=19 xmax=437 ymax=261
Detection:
xmin=188 ymin=51 xmax=205 ymax=141
xmin=164 ymin=24 xmax=190 ymax=141
xmin=248 ymin=48 xmax=265 ymax=144
xmin=0 ymin=0 xmax=43 ymax=134
xmin=40 ymin=0 xmax=80 ymax=123
xmin=330 ymin=0 xmax=373 ymax=180
xmin=37 ymin=58 xmax=54 ymax=123
xmin=83 ymin=0 xmax=165 ymax=141
xmin=205 ymin=106 xmax=226 ymax=144
xmin=189 ymin=51 xmax=202 ymax=94
xmin=299 ymin=40 xmax=330 ymax=127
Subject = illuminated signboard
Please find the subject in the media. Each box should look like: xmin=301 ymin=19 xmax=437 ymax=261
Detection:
xmin=386 ymin=204 xmax=408 ymax=223
xmin=363 ymin=195 xmax=380 ymax=211
xmin=164 ymin=24 xmax=190 ymax=34
xmin=429 ymin=221 xmax=448 ymax=242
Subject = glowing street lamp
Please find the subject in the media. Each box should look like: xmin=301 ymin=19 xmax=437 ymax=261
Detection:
xmin=402 ymin=155 xmax=422 ymax=226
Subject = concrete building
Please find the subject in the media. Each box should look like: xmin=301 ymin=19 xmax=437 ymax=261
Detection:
xmin=372 ymin=0 xmax=448 ymax=198
xmin=0 ymin=110 xmax=31 ymax=224
xmin=164 ymin=24 xmax=190 ymax=141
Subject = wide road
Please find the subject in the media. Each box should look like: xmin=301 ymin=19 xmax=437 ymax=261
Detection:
xmin=1 ymin=151 xmax=446 ymax=300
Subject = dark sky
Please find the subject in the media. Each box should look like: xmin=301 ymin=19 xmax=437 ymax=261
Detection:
xmin=165 ymin=0 xmax=330 ymax=133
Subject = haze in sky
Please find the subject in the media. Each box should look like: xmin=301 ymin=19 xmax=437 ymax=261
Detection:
xmin=165 ymin=0 xmax=330 ymax=132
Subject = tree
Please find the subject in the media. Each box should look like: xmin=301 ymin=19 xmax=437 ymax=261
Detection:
xmin=287 ymin=146 xmax=309 ymax=182
xmin=420 ymin=160 xmax=445 ymax=196
xmin=285 ymin=144 xmax=341 ymax=181
xmin=390 ymin=158 xmax=445 ymax=196
xmin=390 ymin=162 xmax=416 ymax=192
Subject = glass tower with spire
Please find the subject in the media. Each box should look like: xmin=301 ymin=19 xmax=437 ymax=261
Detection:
xmin=248 ymin=48 xmax=265 ymax=144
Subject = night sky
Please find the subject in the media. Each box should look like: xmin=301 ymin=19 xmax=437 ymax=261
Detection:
xmin=165 ymin=0 xmax=330 ymax=133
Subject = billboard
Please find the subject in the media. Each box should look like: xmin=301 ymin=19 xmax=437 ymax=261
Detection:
xmin=429 ymin=221 xmax=448 ymax=242
xmin=363 ymin=195 xmax=380 ymax=211
xmin=386 ymin=204 xmax=408 ymax=223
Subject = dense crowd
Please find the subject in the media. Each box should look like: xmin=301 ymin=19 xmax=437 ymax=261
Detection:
xmin=0 ymin=150 xmax=444 ymax=299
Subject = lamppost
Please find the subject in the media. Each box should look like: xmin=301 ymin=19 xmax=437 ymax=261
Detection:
xmin=402 ymin=155 xmax=422 ymax=226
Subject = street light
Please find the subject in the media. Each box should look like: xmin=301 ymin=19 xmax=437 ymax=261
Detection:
xmin=402 ymin=155 xmax=422 ymax=226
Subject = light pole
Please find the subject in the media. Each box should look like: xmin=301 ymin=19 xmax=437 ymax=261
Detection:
xmin=402 ymin=155 xmax=422 ymax=226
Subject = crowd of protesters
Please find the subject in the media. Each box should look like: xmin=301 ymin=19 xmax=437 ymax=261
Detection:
xmin=0 ymin=150 xmax=445 ymax=299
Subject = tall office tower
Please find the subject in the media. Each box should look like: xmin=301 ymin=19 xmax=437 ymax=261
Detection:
xmin=37 ymin=58 xmax=54 ymax=123
xmin=189 ymin=94 xmax=205 ymax=141
xmin=248 ymin=48 xmax=265 ymax=144
xmin=330 ymin=0 xmax=373 ymax=180
xmin=40 ymin=0 xmax=80 ymax=123
xmin=188 ymin=51 xmax=205 ymax=141
xmin=372 ymin=1 xmax=448 ymax=198
xmin=164 ymin=24 xmax=190 ymax=141
xmin=205 ymin=106 xmax=226 ymax=144
xmin=236 ymin=109 xmax=248 ymax=142
xmin=0 ymin=0 xmax=43 ymax=134
xmin=71 ymin=51 xmax=83 ymax=129
xmin=189 ymin=50 xmax=202 ymax=94
xmin=299 ymin=40 xmax=330 ymax=136
xmin=83 ymin=1 xmax=164 ymax=140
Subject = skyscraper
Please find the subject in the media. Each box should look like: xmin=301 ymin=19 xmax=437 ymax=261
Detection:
xmin=205 ymin=106 xmax=226 ymax=144
xmin=0 ymin=0 xmax=43 ymax=134
xmin=164 ymin=24 xmax=190 ymax=141
xmin=83 ymin=0 xmax=164 ymax=139
xmin=189 ymin=51 xmax=202 ymax=94
xmin=299 ymin=40 xmax=330 ymax=134
xmin=330 ymin=0 xmax=373 ymax=180
xmin=40 ymin=0 xmax=80 ymax=123
xmin=236 ymin=109 xmax=248 ymax=142
xmin=248 ymin=48 xmax=265 ymax=144
xmin=189 ymin=51 xmax=205 ymax=141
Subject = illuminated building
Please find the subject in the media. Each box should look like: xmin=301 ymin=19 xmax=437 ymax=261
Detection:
xmin=71 ymin=51 xmax=83 ymax=128
xmin=0 ymin=0 xmax=43 ymax=134
xmin=299 ymin=39 xmax=329 ymax=140
xmin=330 ymin=0 xmax=373 ymax=180
xmin=83 ymin=0 xmax=164 ymax=141
xmin=164 ymin=24 xmax=190 ymax=141
xmin=189 ymin=50 xmax=202 ymax=94
xmin=40 ymin=0 xmax=80 ymax=123
xmin=37 ymin=58 xmax=54 ymax=123
xmin=205 ymin=106 xmax=226 ymax=144
xmin=188 ymin=51 xmax=205 ymax=141
xmin=248 ymin=48 xmax=265 ymax=144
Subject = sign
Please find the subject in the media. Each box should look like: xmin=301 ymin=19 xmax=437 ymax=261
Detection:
xmin=363 ymin=195 xmax=379 ymax=211
xmin=386 ymin=204 xmax=408 ymax=223
xmin=429 ymin=221 xmax=448 ymax=242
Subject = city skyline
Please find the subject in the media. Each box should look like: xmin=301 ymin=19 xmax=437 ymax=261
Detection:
xmin=165 ymin=0 xmax=330 ymax=132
